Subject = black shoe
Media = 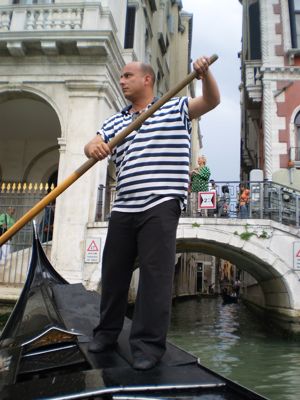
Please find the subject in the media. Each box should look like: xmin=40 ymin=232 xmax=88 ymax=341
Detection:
xmin=88 ymin=340 xmax=116 ymax=353
xmin=132 ymin=356 xmax=158 ymax=371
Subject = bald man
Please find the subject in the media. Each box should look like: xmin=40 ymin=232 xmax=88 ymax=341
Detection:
xmin=84 ymin=58 xmax=220 ymax=370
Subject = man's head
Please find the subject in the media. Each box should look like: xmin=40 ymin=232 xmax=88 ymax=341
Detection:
xmin=120 ymin=62 xmax=155 ymax=102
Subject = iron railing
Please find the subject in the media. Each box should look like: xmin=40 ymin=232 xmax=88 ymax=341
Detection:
xmin=1 ymin=180 xmax=300 ymax=286
xmin=0 ymin=182 xmax=54 ymax=285
xmin=97 ymin=181 xmax=300 ymax=228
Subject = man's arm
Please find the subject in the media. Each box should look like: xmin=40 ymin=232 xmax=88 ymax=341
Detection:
xmin=84 ymin=134 xmax=111 ymax=161
xmin=188 ymin=56 xmax=220 ymax=120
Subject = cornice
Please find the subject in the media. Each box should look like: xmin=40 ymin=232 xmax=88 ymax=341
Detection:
xmin=261 ymin=65 xmax=300 ymax=74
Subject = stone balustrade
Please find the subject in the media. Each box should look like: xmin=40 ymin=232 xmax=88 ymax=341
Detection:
xmin=0 ymin=3 xmax=117 ymax=56
xmin=0 ymin=5 xmax=85 ymax=32
xmin=0 ymin=10 xmax=12 ymax=31
xmin=25 ymin=7 xmax=83 ymax=31
xmin=0 ymin=5 xmax=84 ymax=32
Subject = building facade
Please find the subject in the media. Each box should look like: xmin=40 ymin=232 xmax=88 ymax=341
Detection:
xmin=0 ymin=0 xmax=200 ymax=288
xmin=240 ymin=0 xmax=300 ymax=189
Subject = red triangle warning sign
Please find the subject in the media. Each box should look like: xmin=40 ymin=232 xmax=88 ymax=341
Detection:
xmin=87 ymin=240 xmax=99 ymax=252
xmin=296 ymin=249 xmax=300 ymax=257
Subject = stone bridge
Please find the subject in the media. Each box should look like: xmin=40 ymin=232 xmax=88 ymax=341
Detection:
xmin=88 ymin=216 xmax=300 ymax=334
xmin=176 ymin=217 xmax=300 ymax=333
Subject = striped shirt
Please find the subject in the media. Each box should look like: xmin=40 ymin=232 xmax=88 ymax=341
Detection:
xmin=98 ymin=96 xmax=192 ymax=212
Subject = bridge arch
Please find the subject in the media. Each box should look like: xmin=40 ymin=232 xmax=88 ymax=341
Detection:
xmin=176 ymin=236 xmax=291 ymax=305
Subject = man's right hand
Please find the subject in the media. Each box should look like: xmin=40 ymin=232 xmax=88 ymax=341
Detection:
xmin=84 ymin=135 xmax=111 ymax=160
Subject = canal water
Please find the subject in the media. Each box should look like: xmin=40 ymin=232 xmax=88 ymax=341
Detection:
xmin=168 ymin=297 xmax=300 ymax=400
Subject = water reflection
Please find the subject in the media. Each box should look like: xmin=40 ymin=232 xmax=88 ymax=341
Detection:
xmin=168 ymin=297 xmax=300 ymax=400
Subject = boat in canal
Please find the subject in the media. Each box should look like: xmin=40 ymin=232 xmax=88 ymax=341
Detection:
xmin=0 ymin=226 xmax=268 ymax=400
xmin=221 ymin=287 xmax=239 ymax=305
xmin=222 ymin=292 xmax=239 ymax=305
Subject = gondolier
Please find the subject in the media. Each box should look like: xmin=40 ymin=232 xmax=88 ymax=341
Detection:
xmin=84 ymin=57 xmax=220 ymax=370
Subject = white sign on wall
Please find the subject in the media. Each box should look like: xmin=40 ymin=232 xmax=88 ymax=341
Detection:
xmin=85 ymin=237 xmax=101 ymax=263
xmin=198 ymin=191 xmax=216 ymax=209
xmin=293 ymin=241 xmax=300 ymax=270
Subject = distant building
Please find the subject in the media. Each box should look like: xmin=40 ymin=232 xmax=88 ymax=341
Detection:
xmin=239 ymin=0 xmax=300 ymax=189
xmin=0 ymin=0 xmax=200 ymax=287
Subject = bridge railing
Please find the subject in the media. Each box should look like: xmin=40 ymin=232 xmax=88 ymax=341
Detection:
xmin=96 ymin=181 xmax=300 ymax=228
xmin=182 ymin=180 xmax=300 ymax=228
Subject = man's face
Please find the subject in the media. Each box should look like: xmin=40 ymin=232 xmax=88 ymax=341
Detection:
xmin=120 ymin=63 xmax=146 ymax=101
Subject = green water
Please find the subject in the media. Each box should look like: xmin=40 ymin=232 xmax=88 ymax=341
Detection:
xmin=168 ymin=297 xmax=300 ymax=400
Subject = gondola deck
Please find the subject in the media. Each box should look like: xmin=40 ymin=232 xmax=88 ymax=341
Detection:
xmin=0 ymin=228 xmax=268 ymax=400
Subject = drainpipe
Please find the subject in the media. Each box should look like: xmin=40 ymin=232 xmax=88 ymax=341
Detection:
xmin=287 ymin=162 xmax=294 ymax=186
xmin=296 ymin=195 xmax=300 ymax=229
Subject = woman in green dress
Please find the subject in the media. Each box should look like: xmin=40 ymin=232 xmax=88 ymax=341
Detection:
xmin=190 ymin=156 xmax=211 ymax=216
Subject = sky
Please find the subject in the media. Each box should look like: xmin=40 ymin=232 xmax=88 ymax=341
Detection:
xmin=182 ymin=0 xmax=242 ymax=181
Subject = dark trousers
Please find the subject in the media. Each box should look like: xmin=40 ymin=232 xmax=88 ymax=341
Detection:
xmin=93 ymin=199 xmax=181 ymax=361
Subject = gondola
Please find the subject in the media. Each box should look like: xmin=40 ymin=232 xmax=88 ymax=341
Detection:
xmin=0 ymin=225 xmax=268 ymax=400
xmin=222 ymin=293 xmax=239 ymax=305
xmin=221 ymin=287 xmax=239 ymax=305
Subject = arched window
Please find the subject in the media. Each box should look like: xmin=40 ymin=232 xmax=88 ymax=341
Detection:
xmin=289 ymin=0 xmax=300 ymax=48
xmin=249 ymin=1 xmax=261 ymax=59
xmin=294 ymin=111 xmax=300 ymax=161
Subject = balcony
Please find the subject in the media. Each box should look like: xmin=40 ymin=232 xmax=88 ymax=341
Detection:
xmin=0 ymin=3 xmax=118 ymax=57
xmin=244 ymin=60 xmax=262 ymax=102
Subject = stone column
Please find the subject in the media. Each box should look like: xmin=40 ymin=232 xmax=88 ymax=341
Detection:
xmin=260 ymin=0 xmax=274 ymax=180
xmin=262 ymin=79 xmax=274 ymax=180
xmin=51 ymin=82 xmax=113 ymax=283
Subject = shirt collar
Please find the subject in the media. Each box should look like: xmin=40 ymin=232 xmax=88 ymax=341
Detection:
xmin=121 ymin=97 xmax=159 ymax=115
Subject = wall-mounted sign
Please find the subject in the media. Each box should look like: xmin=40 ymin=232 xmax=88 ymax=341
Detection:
xmin=85 ymin=237 xmax=101 ymax=263
xmin=293 ymin=241 xmax=300 ymax=270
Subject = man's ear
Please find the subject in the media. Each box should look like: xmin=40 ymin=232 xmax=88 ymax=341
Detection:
xmin=144 ymin=74 xmax=152 ymax=86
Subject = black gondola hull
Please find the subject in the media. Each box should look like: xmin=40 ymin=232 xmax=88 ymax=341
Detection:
xmin=0 ymin=227 xmax=268 ymax=400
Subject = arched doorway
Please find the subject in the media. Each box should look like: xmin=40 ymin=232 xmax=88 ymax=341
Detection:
xmin=0 ymin=90 xmax=61 ymax=284
xmin=0 ymin=90 xmax=61 ymax=184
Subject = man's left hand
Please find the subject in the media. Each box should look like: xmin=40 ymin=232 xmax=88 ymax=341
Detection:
xmin=193 ymin=56 xmax=209 ymax=80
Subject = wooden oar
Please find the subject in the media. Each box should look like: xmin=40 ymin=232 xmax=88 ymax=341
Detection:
xmin=0 ymin=54 xmax=218 ymax=246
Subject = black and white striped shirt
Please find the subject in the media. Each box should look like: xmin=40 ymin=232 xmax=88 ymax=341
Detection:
xmin=98 ymin=96 xmax=191 ymax=212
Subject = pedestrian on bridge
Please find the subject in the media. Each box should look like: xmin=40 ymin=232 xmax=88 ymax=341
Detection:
xmin=84 ymin=57 xmax=220 ymax=371
xmin=218 ymin=185 xmax=230 ymax=217
xmin=239 ymin=184 xmax=250 ymax=218
xmin=190 ymin=155 xmax=211 ymax=217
